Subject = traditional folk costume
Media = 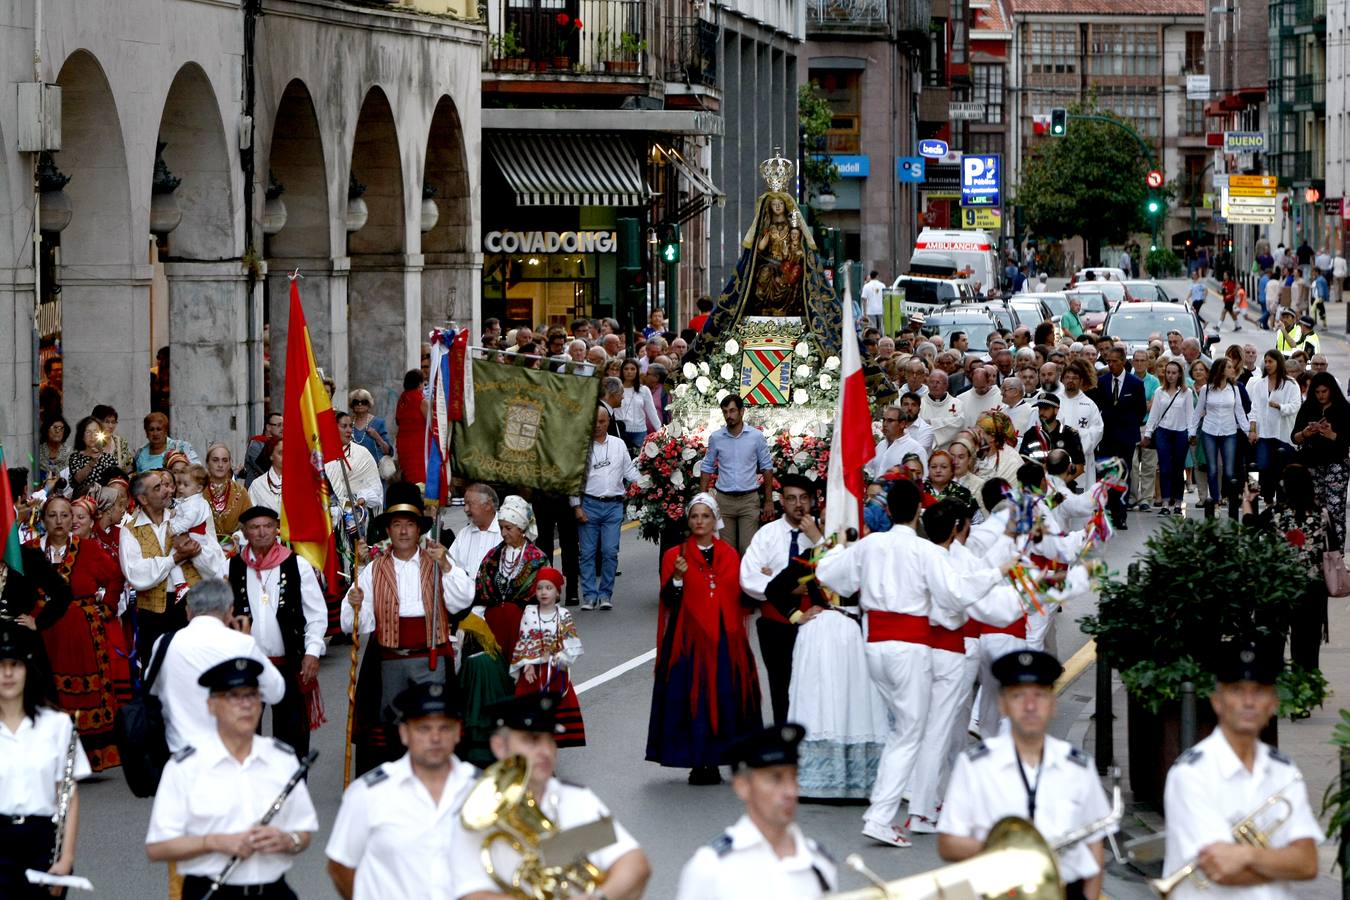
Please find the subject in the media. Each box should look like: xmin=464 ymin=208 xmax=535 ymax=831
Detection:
xmin=509 ymin=568 xmax=585 ymax=747
xmin=247 ymin=466 xmax=284 ymax=513
xmin=26 ymin=534 xmax=129 ymax=771
xmin=341 ymin=484 xmax=472 ymax=776
xmin=228 ymin=506 xmax=329 ymax=759
xmin=446 ymin=512 xmax=508 ymax=768
xmin=205 ymin=478 xmax=250 ymax=537
xmin=647 ymin=494 xmax=762 ymax=773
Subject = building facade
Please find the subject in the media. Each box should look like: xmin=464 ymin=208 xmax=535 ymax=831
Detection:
xmin=1007 ymin=0 xmax=1205 ymax=262
xmin=797 ymin=0 xmax=930 ymax=280
xmin=1269 ymin=0 xmax=1329 ymax=252
xmin=2 ymin=0 xmax=481 ymax=463
xmin=1329 ymin=0 xmax=1350 ymax=251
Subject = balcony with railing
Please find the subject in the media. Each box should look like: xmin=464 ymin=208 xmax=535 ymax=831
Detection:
xmin=485 ymin=0 xmax=656 ymax=77
xmin=662 ymin=16 xmax=719 ymax=87
xmin=1294 ymin=75 xmax=1326 ymax=106
xmin=1269 ymin=0 xmax=1326 ymax=32
xmin=807 ymin=0 xmax=889 ymax=34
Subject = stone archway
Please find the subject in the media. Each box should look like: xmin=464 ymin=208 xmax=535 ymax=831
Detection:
xmin=55 ymin=50 xmax=138 ymax=430
xmin=265 ymin=79 xmax=335 ymax=407
xmin=421 ymin=95 xmax=475 ymax=334
xmin=155 ymin=62 xmax=246 ymax=452
xmin=347 ymin=86 xmax=410 ymax=414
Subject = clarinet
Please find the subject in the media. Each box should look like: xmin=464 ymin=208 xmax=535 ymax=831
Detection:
xmin=201 ymin=750 xmax=318 ymax=900
xmin=50 ymin=713 xmax=80 ymax=867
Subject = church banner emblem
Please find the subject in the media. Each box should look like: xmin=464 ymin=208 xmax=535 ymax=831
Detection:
xmin=502 ymin=399 xmax=544 ymax=452
xmin=739 ymin=342 xmax=794 ymax=406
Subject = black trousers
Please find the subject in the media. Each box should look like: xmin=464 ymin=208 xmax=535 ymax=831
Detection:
xmin=1291 ymin=577 xmax=1329 ymax=672
xmin=755 ymin=617 xmax=798 ymax=724
xmin=533 ymin=492 xmax=580 ymax=599
xmin=262 ymin=659 xmax=310 ymax=760
xmin=182 ymin=875 xmax=296 ymax=900
xmin=135 ymin=602 xmax=188 ymax=672
xmin=0 ymin=817 xmax=58 ymax=899
xmin=1097 ymin=443 xmax=1136 ymax=524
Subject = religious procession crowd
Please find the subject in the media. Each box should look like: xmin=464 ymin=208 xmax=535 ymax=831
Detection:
xmin=0 ymin=295 xmax=1337 ymax=899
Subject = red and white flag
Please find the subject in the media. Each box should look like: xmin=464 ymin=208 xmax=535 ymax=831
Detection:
xmin=1032 ymin=113 xmax=1051 ymax=135
xmin=825 ymin=267 xmax=876 ymax=539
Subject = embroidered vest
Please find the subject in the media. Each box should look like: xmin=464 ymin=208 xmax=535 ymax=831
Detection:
xmin=371 ymin=552 xmax=448 ymax=649
xmin=132 ymin=522 xmax=201 ymax=614
xmin=228 ymin=554 xmax=305 ymax=662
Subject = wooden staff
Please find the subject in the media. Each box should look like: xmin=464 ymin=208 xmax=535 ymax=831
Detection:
xmin=339 ymin=461 xmax=365 ymax=789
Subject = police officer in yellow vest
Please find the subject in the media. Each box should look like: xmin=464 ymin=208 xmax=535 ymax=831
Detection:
xmin=1274 ymin=309 xmax=1321 ymax=358
xmin=119 ymin=470 xmax=226 ymax=664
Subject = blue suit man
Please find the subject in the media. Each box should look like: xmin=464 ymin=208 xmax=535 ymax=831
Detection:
xmin=1090 ymin=348 xmax=1147 ymax=529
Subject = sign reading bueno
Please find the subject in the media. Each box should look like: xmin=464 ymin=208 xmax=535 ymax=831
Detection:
xmin=484 ymin=230 xmax=617 ymax=254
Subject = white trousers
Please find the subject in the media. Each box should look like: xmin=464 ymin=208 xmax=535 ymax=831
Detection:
xmin=907 ymin=646 xmax=969 ymax=824
xmin=976 ymin=631 xmax=1031 ymax=738
xmin=1026 ymin=606 xmax=1058 ymax=654
xmin=862 ymin=640 xmax=932 ymax=828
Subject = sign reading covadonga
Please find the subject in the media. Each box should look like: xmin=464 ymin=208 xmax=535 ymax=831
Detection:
xmin=484 ymin=230 xmax=617 ymax=254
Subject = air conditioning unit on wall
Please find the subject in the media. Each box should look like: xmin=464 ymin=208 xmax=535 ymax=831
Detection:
xmin=17 ymin=83 xmax=62 ymax=152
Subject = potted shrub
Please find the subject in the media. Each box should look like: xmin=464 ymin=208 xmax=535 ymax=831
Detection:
xmin=489 ymin=25 xmax=528 ymax=72
xmin=1081 ymin=517 xmax=1322 ymax=807
xmin=603 ymin=31 xmax=646 ymax=74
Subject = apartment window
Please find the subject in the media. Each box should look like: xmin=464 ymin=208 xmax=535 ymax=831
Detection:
xmin=967 ymin=132 xmax=1004 ymax=157
xmin=1184 ymin=31 xmax=1205 ymax=74
xmin=972 ymin=64 xmax=1005 ymax=124
xmin=1184 ymin=100 xmax=1206 ymax=136
xmin=952 ymin=0 xmax=968 ymax=65
xmin=1088 ymin=25 xmax=1161 ymax=78
xmin=928 ymin=19 xmax=949 ymax=86
xmin=1097 ymin=87 xmax=1161 ymax=139
xmin=1027 ymin=23 xmax=1077 ymax=75
xmin=810 ymin=70 xmax=862 ymax=154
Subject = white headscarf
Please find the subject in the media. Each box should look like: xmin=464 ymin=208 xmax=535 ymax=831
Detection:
xmin=686 ymin=491 xmax=724 ymax=531
xmin=498 ymin=495 xmax=538 ymax=541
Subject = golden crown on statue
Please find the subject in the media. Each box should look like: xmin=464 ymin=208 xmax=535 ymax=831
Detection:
xmin=759 ymin=147 xmax=796 ymax=193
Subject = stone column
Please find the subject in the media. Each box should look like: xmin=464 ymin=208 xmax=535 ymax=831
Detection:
xmin=163 ymin=261 xmax=251 ymax=457
xmin=421 ymin=251 xmax=481 ymax=337
xmin=62 ymin=262 xmax=153 ymax=440
xmin=348 ymin=253 xmax=421 ymax=419
xmin=0 ymin=264 xmax=35 ymax=450
xmin=267 ymin=256 xmax=350 ymax=410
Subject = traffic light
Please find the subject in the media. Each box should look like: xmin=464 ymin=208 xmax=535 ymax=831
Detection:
xmin=618 ymin=266 xmax=647 ymax=310
xmin=1145 ymin=194 xmax=1163 ymax=217
xmin=658 ymin=223 xmax=682 ymax=264
xmin=1050 ymin=108 xmax=1068 ymax=137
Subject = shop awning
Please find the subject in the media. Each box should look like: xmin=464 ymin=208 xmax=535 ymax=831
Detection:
xmin=487 ymin=132 xmax=647 ymax=208
xmin=656 ymin=143 xmax=724 ymax=203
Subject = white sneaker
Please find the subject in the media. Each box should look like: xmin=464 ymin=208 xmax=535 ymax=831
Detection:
xmin=599 ymin=598 xmax=613 ymax=610
xmin=579 ymin=599 xmax=597 ymax=611
xmin=905 ymin=814 xmax=939 ymax=834
xmin=862 ymin=821 xmax=912 ymax=848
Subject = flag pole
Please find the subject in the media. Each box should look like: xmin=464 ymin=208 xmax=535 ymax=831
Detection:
xmin=338 ymin=461 xmax=363 ymax=789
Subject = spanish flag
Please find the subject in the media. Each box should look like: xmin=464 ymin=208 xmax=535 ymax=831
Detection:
xmin=281 ymin=277 xmax=343 ymax=572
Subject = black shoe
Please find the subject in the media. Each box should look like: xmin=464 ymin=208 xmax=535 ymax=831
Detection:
xmin=1117 ymin=520 xmax=1129 ymax=530
xmin=688 ymin=766 xmax=723 ymax=786
xmin=565 ymin=595 xmax=580 ymax=607
xmin=1204 ymin=500 xmax=1216 ymax=519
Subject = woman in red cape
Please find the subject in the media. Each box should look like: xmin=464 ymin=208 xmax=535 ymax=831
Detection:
xmin=27 ymin=495 xmax=129 ymax=771
xmin=646 ymin=492 xmax=762 ymax=785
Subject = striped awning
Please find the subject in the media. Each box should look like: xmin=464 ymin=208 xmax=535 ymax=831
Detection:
xmin=487 ymin=132 xmax=647 ymax=208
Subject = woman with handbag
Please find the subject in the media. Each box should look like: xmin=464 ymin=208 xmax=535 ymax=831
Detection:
xmin=1291 ymin=371 xmax=1350 ymax=543
xmin=1188 ymin=358 xmax=1253 ymax=519
xmin=1240 ymin=466 xmax=1332 ymax=682
xmin=1248 ymin=350 xmax=1302 ymax=502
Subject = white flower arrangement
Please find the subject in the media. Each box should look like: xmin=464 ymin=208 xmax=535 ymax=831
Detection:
xmin=699 ymin=361 xmax=710 ymax=376
xmin=720 ymin=363 xmax=735 ymax=380
xmin=795 ymin=365 xmax=813 ymax=382
xmin=695 ymin=375 xmax=712 ymax=394
xmin=681 ymin=447 xmax=698 ymax=461
xmin=682 ymin=362 xmax=698 ymax=379
xmin=794 ymin=341 xmax=810 ymax=358
xmin=644 ymin=440 xmax=661 ymax=458
xmin=725 ymin=339 xmax=740 ymax=355
xmin=793 ymin=388 xmax=809 ymax=405
xmin=819 ymin=373 xmax=833 ymax=390
xmin=674 ymin=383 xmax=690 ymax=397
xmin=671 ymin=469 xmax=685 ymax=488
xmin=824 ymin=356 xmax=841 ymax=371
xmin=714 ymin=388 xmax=731 ymax=403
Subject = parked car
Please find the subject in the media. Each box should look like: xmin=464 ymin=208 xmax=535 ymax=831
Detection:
xmin=1121 ymin=280 xmax=1176 ymax=303
xmin=889 ymin=274 xmax=979 ymax=325
xmin=1101 ymin=302 xmax=1204 ymax=354
xmin=1023 ymin=291 xmax=1070 ymax=322
xmin=1008 ymin=297 xmax=1054 ymax=329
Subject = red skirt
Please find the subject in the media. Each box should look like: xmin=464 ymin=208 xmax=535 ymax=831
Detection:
xmin=514 ymin=667 xmax=585 ymax=748
xmin=42 ymin=598 xmax=129 ymax=771
xmin=484 ymin=604 xmax=525 ymax=661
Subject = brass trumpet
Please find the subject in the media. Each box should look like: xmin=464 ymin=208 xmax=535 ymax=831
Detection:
xmin=1149 ymin=779 xmax=1299 ymax=899
xmin=460 ymin=754 xmax=605 ymax=900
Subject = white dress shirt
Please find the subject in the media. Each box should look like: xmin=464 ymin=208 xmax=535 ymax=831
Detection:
xmin=1002 ymin=400 xmax=1037 ymax=440
xmin=340 ymin=549 xmax=470 ymax=635
xmin=1190 ymin=383 xmax=1250 ymax=438
xmin=572 ymin=436 xmax=641 ymax=504
xmin=959 ymin=387 xmax=1003 ymax=431
xmin=817 ymin=524 xmax=948 ymax=618
xmin=675 ymin=814 xmax=837 ymax=900
xmin=146 ymin=733 xmax=319 ymax=883
xmin=907 ymin=416 xmax=936 ymax=452
xmin=326 ymin=753 xmax=479 ymax=900
xmin=0 ymin=707 xmax=92 ymax=815
xmin=864 ymin=433 xmax=929 ymax=479
xmin=941 ymin=734 xmax=1114 ymax=883
xmin=1246 ymin=378 xmax=1301 ymax=445
xmin=119 ymin=508 xmax=227 ymax=594
xmin=861 ymin=277 xmax=886 ymax=317
xmin=1144 ymin=387 xmax=1192 ymax=437
xmin=151 ymin=615 xmax=286 ymax=753
xmin=448 ymin=777 xmax=641 ymax=895
xmin=327 ymin=443 xmax=384 ymax=511
xmin=739 ymin=517 xmax=821 ymax=601
xmin=448 ymin=517 xmax=502 ymax=577
xmin=242 ymin=552 xmax=328 ymax=659
xmin=248 ymin=470 xmax=284 ymax=513
xmin=920 ymin=393 xmax=966 ymax=448
xmin=1162 ymin=729 xmax=1324 ymax=900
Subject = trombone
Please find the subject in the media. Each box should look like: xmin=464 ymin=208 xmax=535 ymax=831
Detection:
xmin=1149 ymin=778 xmax=1301 ymax=899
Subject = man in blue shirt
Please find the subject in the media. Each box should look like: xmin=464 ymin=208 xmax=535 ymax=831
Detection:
xmin=1187 ymin=271 xmax=1208 ymax=326
xmin=700 ymin=395 xmax=774 ymax=555
xmin=1313 ymin=268 xmax=1330 ymax=326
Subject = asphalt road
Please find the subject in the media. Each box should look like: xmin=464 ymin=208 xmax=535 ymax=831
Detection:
xmin=73 ymin=280 xmax=1316 ymax=898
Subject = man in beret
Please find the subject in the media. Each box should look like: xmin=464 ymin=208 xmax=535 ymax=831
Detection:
xmin=1161 ymin=643 xmax=1322 ymax=900
xmin=146 ymin=657 xmax=318 ymax=900
xmin=227 ymin=505 xmax=327 ymax=758
xmin=938 ymin=650 xmax=1114 ymax=900
xmin=327 ymin=682 xmax=477 ymax=899
xmin=449 ymin=694 xmax=651 ymax=900
xmin=675 ymin=723 xmax=837 ymax=898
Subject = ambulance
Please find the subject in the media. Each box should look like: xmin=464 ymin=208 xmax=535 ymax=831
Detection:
xmin=912 ymin=229 xmax=998 ymax=291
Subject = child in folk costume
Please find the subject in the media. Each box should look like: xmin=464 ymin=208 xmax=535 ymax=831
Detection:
xmin=509 ymin=567 xmax=585 ymax=746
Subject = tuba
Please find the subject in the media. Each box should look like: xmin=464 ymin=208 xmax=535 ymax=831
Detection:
xmin=829 ymin=817 xmax=1065 ymax=900
xmin=460 ymin=755 xmax=606 ymax=900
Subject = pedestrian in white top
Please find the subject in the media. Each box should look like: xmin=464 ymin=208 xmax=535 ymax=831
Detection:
xmin=447 ymin=483 xmax=503 ymax=580
xmin=959 ymin=367 xmax=1003 ymax=430
xmin=865 ymin=404 xmax=928 ymax=480
xmin=248 ymin=438 xmax=285 ymax=513
xmin=1189 ymin=358 xmax=1252 ymax=519
xmin=1247 ymin=350 xmax=1301 ymax=500
xmin=326 ymin=411 xmax=384 ymax=514
xmin=151 ymin=579 xmax=286 ymax=753
xmin=326 ymin=682 xmax=478 ymax=900
xmin=920 ymin=370 xmax=966 ymax=449
xmin=1334 ymin=252 xmax=1347 ymax=303
xmin=862 ymin=270 xmax=886 ymax=323
xmin=1056 ymin=360 xmax=1104 ymax=481
xmin=1000 ymin=378 xmax=1036 ymax=439
xmin=1141 ymin=359 xmax=1192 ymax=514
xmin=572 ymin=406 xmax=642 ymax=609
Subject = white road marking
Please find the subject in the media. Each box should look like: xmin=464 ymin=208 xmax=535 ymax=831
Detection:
xmin=575 ymin=648 xmax=657 ymax=695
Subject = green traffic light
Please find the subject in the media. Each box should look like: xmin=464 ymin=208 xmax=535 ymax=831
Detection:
xmin=662 ymin=244 xmax=678 ymax=263
xmin=1147 ymin=200 xmax=1161 ymax=214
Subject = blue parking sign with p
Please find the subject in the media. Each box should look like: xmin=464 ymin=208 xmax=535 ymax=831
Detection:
xmin=960 ymin=154 xmax=1001 ymax=208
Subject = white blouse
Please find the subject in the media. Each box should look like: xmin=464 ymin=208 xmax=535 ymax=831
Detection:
xmin=1189 ymin=383 xmax=1251 ymax=438
xmin=1247 ymin=377 xmax=1302 ymax=445
xmin=618 ymin=384 xmax=661 ymax=433
xmin=0 ymin=707 xmax=91 ymax=815
xmin=1144 ymin=387 xmax=1191 ymax=436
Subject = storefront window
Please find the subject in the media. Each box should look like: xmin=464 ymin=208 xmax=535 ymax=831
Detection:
xmin=483 ymin=251 xmax=601 ymax=328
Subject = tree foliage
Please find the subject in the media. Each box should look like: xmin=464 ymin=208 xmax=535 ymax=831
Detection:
xmin=1013 ymin=103 xmax=1153 ymax=255
xmin=797 ymin=82 xmax=838 ymax=211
